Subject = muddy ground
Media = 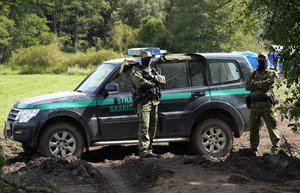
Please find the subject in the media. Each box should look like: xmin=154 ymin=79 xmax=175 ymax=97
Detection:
xmin=1 ymin=119 xmax=300 ymax=193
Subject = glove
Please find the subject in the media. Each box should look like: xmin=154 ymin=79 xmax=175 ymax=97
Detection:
xmin=143 ymin=73 xmax=154 ymax=81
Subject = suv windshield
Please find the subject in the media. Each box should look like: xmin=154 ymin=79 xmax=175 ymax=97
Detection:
xmin=76 ymin=63 xmax=115 ymax=93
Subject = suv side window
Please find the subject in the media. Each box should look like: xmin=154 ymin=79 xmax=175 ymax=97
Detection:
xmin=159 ymin=62 xmax=189 ymax=89
xmin=189 ymin=61 xmax=206 ymax=87
xmin=112 ymin=69 xmax=133 ymax=92
xmin=209 ymin=61 xmax=241 ymax=85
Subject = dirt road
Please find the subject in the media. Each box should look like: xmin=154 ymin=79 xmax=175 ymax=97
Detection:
xmin=1 ymin=122 xmax=300 ymax=193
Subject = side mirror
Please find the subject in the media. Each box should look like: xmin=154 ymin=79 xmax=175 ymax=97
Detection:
xmin=104 ymin=83 xmax=119 ymax=95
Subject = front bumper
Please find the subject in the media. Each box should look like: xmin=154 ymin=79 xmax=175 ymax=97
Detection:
xmin=4 ymin=120 xmax=35 ymax=144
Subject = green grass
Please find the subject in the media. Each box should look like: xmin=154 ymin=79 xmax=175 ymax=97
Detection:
xmin=0 ymin=75 xmax=86 ymax=128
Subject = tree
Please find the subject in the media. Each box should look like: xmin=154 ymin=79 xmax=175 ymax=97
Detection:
xmin=0 ymin=16 xmax=14 ymax=62
xmin=249 ymin=0 xmax=300 ymax=131
xmin=12 ymin=13 xmax=50 ymax=48
xmin=113 ymin=0 xmax=170 ymax=28
xmin=106 ymin=21 xmax=136 ymax=53
xmin=168 ymin=0 xmax=233 ymax=52
xmin=42 ymin=0 xmax=110 ymax=52
xmin=136 ymin=16 xmax=168 ymax=48
xmin=166 ymin=0 xmax=262 ymax=53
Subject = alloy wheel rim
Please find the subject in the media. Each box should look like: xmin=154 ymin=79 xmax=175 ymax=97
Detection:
xmin=49 ymin=131 xmax=76 ymax=157
xmin=201 ymin=127 xmax=226 ymax=154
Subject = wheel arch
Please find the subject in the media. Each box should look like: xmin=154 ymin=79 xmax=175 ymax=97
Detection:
xmin=187 ymin=102 xmax=245 ymax=138
xmin=33 ymin=110 xmax=93 ymax=150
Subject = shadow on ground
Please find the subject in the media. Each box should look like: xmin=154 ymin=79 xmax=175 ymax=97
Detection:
xmin=81 ymin=143 xmax=189 ymax=162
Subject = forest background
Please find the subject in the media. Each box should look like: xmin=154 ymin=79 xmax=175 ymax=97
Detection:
xmin=0 ymin=0 xmax=265 ymax=75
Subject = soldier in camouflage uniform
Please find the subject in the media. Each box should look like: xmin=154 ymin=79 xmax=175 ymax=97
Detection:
xmin=245 ymin=52 xmax=281 ymax=155
xmin=131 ymin=51 xmax=166 ymax=158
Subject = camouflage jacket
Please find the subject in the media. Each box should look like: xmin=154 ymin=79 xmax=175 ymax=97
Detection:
xmin=131 ymin=65 xmax=166 ymax=107
xmin=245 ymin=68 xmax=278 ymax=98
xmin=131 ymin=65 xmax=166 ymax=89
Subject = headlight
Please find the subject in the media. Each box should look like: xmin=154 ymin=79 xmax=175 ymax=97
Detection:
xmin=18 ymin=109 xmax=40 ymax=123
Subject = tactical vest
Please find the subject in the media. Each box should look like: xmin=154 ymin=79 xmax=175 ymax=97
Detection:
xmin=131 ymin=66 xmax=161 ymax=105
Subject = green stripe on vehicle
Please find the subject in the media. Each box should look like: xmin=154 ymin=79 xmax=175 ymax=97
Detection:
xmin=14 ymin=102 xmax=36 ymax=109
xmin=36 ymin=100 xmax=98 ymax=110
xmin=15 ymin=88 xmax=249 ymax=110
xmin=97 ymin=98 xmax=115 ymax=106
xmin=35 ymin=98 xmax=115 ymax=110
xmin=160 ymin=92 xmax=192 ymax=100
xmin=208 ymin=88 xmax=250 ymax=96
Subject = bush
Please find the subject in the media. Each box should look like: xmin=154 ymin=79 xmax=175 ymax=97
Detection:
xmin=7 ymin=44 xmax=124 ymax=74
xmin=0 ymin=65 xmax=18 ymax=75
xmin=9 ymin=43 xmax=62 ymax=67
xmin=64 ymin=48 xmax=124 ymax=68
xmin=65 ymin=65 xmax=94 ymax=75
xmin=18 ymin=65 xmax=46 ymax=74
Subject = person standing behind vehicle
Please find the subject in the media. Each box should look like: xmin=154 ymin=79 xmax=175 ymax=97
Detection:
xmin=131 ymin=51 xmax=166 ymax=159
xmin=245 ymin=52 xmax=281 ymax=155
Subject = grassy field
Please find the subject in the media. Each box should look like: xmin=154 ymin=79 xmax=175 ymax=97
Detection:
xmin=0 ymin=75 xmax=86 ymax=128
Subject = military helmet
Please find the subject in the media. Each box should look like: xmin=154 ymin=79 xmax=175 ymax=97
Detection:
xmin=141 ymin=51 xmax=153 ymax=58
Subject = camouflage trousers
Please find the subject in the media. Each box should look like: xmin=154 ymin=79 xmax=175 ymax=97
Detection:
xmin=137 ymin=100 xmax=159 ymax=155
xmin=250 ymin=102 xmax=280 ymax=152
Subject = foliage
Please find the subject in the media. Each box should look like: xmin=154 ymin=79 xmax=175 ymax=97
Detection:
xmin=106 ymin=21 xmax=137 ymax=53
xmin=137 ymin=16 xmax=168 ymax=48
xmin=7 ymin=43 xmax=123 ymax=74
xmin=0 ymin=65 xmax=18 ymax=75
xmin=42 ymin=0 xmax=110 ymax=52
xmin=11 ymin=13 xmax=50 ymax=48
xmin=0 ymin=13 xmax=53 ymax=62
xmin=0 ymin=179 xmax=12 ymax=193
xmin=249 ymin=0 xmax=300 ymax=131
xmin=9 ymin=43 xmax=62 ymax=67
xmin=166 ymin=0 xmax=262 ymax=53
xmin=0 ymin=16 xmax=14 ymax=63
xmin=63 ymin=48 xmax=124 ymax=68
xmin=0 ymin=0 xmax=265 ymax=72
xmin=112 ymin=0 xmax=170 ymax=28
xmin=65 ymin=65 xmax=94 ymax=75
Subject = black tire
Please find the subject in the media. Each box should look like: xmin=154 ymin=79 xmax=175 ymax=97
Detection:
xmin=192 ymin=118 xmax=233 ymax=157
xmin=38 ymin=122 xmax=84 ymax=157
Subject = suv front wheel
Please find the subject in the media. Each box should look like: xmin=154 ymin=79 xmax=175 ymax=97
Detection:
xmin=38 ymin=122 xmax=84 ymax=157
xmin=192 ymin=119 xmax=233 ymax=157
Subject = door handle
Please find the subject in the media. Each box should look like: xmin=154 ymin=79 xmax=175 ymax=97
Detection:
xmin=192 ymin=91 xmax=205 ymax=98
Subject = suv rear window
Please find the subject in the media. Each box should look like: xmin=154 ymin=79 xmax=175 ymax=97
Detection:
xmin=113 ymin=60 xmax=207 ymax=92
xmin=159 ymin=61 xmax=206 ymax=90
xmin=160 ymin=62 xmax=189 ymax=89
xmin=209 ymin=61 xmax=241 ymax=85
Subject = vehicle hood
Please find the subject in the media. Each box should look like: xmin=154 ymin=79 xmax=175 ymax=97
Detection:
xmin=14 ymin=91 xmax=95 ymax=110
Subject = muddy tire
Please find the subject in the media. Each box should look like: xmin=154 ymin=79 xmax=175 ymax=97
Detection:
xmin=38 ymin=122 xmax=84 ymax=157
xmin=192 ymin=119 xmax=233 ymax=157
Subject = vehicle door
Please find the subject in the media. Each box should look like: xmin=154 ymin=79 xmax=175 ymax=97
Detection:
xmin=155 ymin=60 xmax=211 ymax=137
xmin=95 ymin=65 xmax=138 ymax=140
xmin=207 ymin=59 xmax=247 ymax=107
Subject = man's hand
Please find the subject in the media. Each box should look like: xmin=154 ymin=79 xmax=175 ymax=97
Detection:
xmin=143 ymin=73 xmax=154 ymax=81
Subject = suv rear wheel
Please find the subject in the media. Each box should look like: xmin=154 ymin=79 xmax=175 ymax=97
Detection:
xmin=192 ymin=119 xmax=233 ymax=156
xmin=39 ymin=122 xmax=84 ymax=157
